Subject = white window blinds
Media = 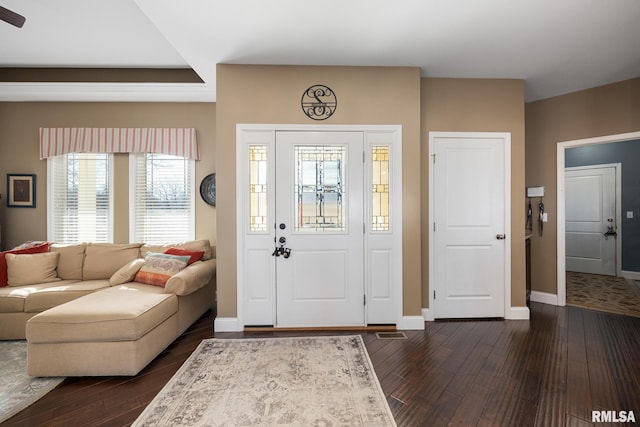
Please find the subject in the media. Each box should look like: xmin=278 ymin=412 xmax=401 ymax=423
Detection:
xmin=130 ymin=153 xmax=195 ymax=244
xmin=47 ymin=153 xmax=113 ymax=243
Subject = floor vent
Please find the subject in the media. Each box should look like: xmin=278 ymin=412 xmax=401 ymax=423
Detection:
xmin=375 ymin=331 xmax=407 ymax=340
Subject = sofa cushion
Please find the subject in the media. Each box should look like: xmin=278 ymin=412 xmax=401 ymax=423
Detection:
xmin=163 ymin=247 xmax=204 ymax=265
xmin=109 ymin=258 xmax=146 ymax=286
xmin=0 ymin=289 xmax=26 ymax=312
xmin=134 ymin=253 xmax=189 ymax=287
xmin=24 ymin=279 xmax=110 ymax=313
xmin=26 ymin=285 xmax=178 ymax=343
xmin=141 ymin=239 xmax=213 ymax=261
xmin=50 ymin=243 xmax=86 ymax=280
xmin=83 ymin=243 xmax=143 ymax=280
xmin=0 ymin=281 xmax=79 ymax=313
xmin=0 ymin=242 xmax=50 ymax=287
xmin=6 ymin=252 xmax=61 ymax=287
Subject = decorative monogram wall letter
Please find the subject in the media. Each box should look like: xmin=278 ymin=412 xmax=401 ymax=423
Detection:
xmin=301 ymin=85 xmax=337 ymax=120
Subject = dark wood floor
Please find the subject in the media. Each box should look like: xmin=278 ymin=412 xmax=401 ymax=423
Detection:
xmin=4 ymin=302 xmax=640 ymax=426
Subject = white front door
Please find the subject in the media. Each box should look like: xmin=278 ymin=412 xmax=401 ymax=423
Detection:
xmin=431 ymin=133 xmax=508 ymax=319
xmin=565 ymin=166 xmax=617 ymax=275
xmin=274 ymin=131 xmax=364 ymax=327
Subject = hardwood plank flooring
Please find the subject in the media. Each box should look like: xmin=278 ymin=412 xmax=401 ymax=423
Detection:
xmin=4 ymin=302 xmax=640 ymax=426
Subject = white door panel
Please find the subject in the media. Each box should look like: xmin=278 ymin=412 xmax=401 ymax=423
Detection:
xmin=275 ymin=131 xmax=364 ymax=327
xmin=565 ymin=166 xmax=616 ymax=275
xmin=432 ymin=135 xmax=507 ymax=319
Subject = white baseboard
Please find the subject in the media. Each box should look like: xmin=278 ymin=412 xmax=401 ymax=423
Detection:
xmin=214 ymin=317 xmax=242 ymax=332
xmin=398 ymin=316 xmax=425 ymax=330
xmin=530 ymin=290 xmax=559 ymax=306
xmin=422 ymin=308 xmax=434 ymax=322
xmin=507 ymin=306 xmax=530 ymax=320
xmin=421 ymin=307 xmax=529 ymax=320
xmin=620 ymin=270 xmax=640 ymax=281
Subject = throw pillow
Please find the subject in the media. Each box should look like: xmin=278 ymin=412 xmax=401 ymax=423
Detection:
xmin=134 ymin=253 xmax=190 ymax=287
xmin=0 ymin=241 xmax=50 ymax=287
xmin=163 ymin=247 xmax=204 ymax=265
xmin=6 ymin=252 xmax=61 ymax=287
xmin=109 ymin=258 xmax=146 ymax=286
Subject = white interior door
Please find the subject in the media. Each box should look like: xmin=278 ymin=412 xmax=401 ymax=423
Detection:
xmin=274 ymin=131 xmax=364 ymax=327
xmin=565 ymin=166 xmax=617 ymax=275
xmin=432 ymin=134 xmax=507 ymax=319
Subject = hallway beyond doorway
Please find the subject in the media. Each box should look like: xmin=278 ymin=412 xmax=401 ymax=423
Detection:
xmin=566 ymin=271 xmax=640 ymax=318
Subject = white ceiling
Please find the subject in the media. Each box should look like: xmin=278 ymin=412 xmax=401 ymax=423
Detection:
xmin=1 ymin=0 xmax=639 ymax=102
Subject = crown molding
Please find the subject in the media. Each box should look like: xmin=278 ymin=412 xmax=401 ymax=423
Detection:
xmin=0 ymin=82 xmax=215 ymax=102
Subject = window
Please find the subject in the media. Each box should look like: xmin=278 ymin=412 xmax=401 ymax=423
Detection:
xmin=249 ymin=145 xmax=269 ymax=233
xmin=47 ymin=153 xmax=113 ymax=243
xmin=294 ymin=145 xmax=346 ymax=232
xmin=130 ymin=153 xmax=195 ymax=244
xmin=371 ymin=146 xmax=390 ymax=231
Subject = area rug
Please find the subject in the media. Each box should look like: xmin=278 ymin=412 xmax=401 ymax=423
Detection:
xmin=133 ymin=335 xmax=396 ymax=426
xmin=566 ymin=271 xmax=640 ymax=318
xmin=0 ymin=341 xmax=65 ymax=423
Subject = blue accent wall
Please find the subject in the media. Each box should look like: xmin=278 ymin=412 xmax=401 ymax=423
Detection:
xmin=565 ymin=139 xmax=640 ymax=272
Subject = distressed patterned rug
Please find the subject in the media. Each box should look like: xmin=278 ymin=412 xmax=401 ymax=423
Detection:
xmin=133 ymin=336 xmax=396 ymax=426
xmin=567 ymin=271 xmax=640 ymax=318
xmin=0 ymin=341 xmax=65 ymax=423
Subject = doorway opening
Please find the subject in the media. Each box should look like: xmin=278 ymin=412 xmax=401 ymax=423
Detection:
xmin=557 ymin=131 xmax=640 ymax=308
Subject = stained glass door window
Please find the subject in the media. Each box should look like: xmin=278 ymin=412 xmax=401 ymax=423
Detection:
xmin=249 ymin=145 xmax=269 ymax=232
xmin=294 ymin=145 xmax=346 ymax=232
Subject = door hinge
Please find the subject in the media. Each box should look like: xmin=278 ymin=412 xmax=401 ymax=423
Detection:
xmin=432 ymin=153 xmax=436 ymax=164
xmin=433 ymin=290 xmax=436 ymax=299
xmin=363 ymin=223 xmax=366 ymax=234
xmin=433 ymin=223 xmax=436 ymax=232
xmin=364 ymin=294 xmax=366 ymax=306
xmin=363 ymin=150 xmax=366 ymax=163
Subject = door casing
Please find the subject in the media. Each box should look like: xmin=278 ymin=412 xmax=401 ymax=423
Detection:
xmin=556 ymin=131 xmax=640 ymax=306
xmin=235 ymin=124 xmax=406 ymax=330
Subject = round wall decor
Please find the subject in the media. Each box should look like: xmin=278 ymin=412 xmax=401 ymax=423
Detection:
xmin=301 ymin=85 xmax=337 ymax=120
xmin=199 ymin=173 xmax=216 ymax=206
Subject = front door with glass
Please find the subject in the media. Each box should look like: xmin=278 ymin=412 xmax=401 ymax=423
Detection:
xmin=274 ymin=131 xmax=364 ymax=327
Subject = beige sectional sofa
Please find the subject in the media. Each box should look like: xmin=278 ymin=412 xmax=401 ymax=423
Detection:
xmin=0 ymin=240 xmax=216 ymax=377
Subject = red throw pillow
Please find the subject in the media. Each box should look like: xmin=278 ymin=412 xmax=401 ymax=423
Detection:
xmin=163 ymin=247 xmax=204 ymax=265
xmin=0 ymin=242 xmax=51 ymax=287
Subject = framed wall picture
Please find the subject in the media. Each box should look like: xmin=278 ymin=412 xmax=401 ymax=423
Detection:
xmin=7 ymin=174 xmax=36 ymax=208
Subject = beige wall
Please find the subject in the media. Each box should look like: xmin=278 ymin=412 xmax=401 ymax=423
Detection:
xmin=421 ymin=78 xmax=527 ymax=307
xmin=0 ymin=102 xmax=216 ymax=250
xmin=216 ymin=64 xmax=423 ymax=318
xmin=525 ymin=77 xmax=640 ymax=294
xmin=0 ymin=69 xmax=533 ymax=321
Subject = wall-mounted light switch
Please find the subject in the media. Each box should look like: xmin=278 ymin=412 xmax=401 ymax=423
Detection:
xmin=627 ymin=211 xmax=634 ymax=219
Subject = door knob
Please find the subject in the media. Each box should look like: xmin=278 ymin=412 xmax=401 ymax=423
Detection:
xmin=604 ymin=225 xmax=617 ymax=237
xmin=496 ymin=234 xmax=506 ymax=240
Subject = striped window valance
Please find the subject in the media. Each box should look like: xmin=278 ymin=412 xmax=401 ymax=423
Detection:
xmin=39 ymin=128 xmax=200 ymax=160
